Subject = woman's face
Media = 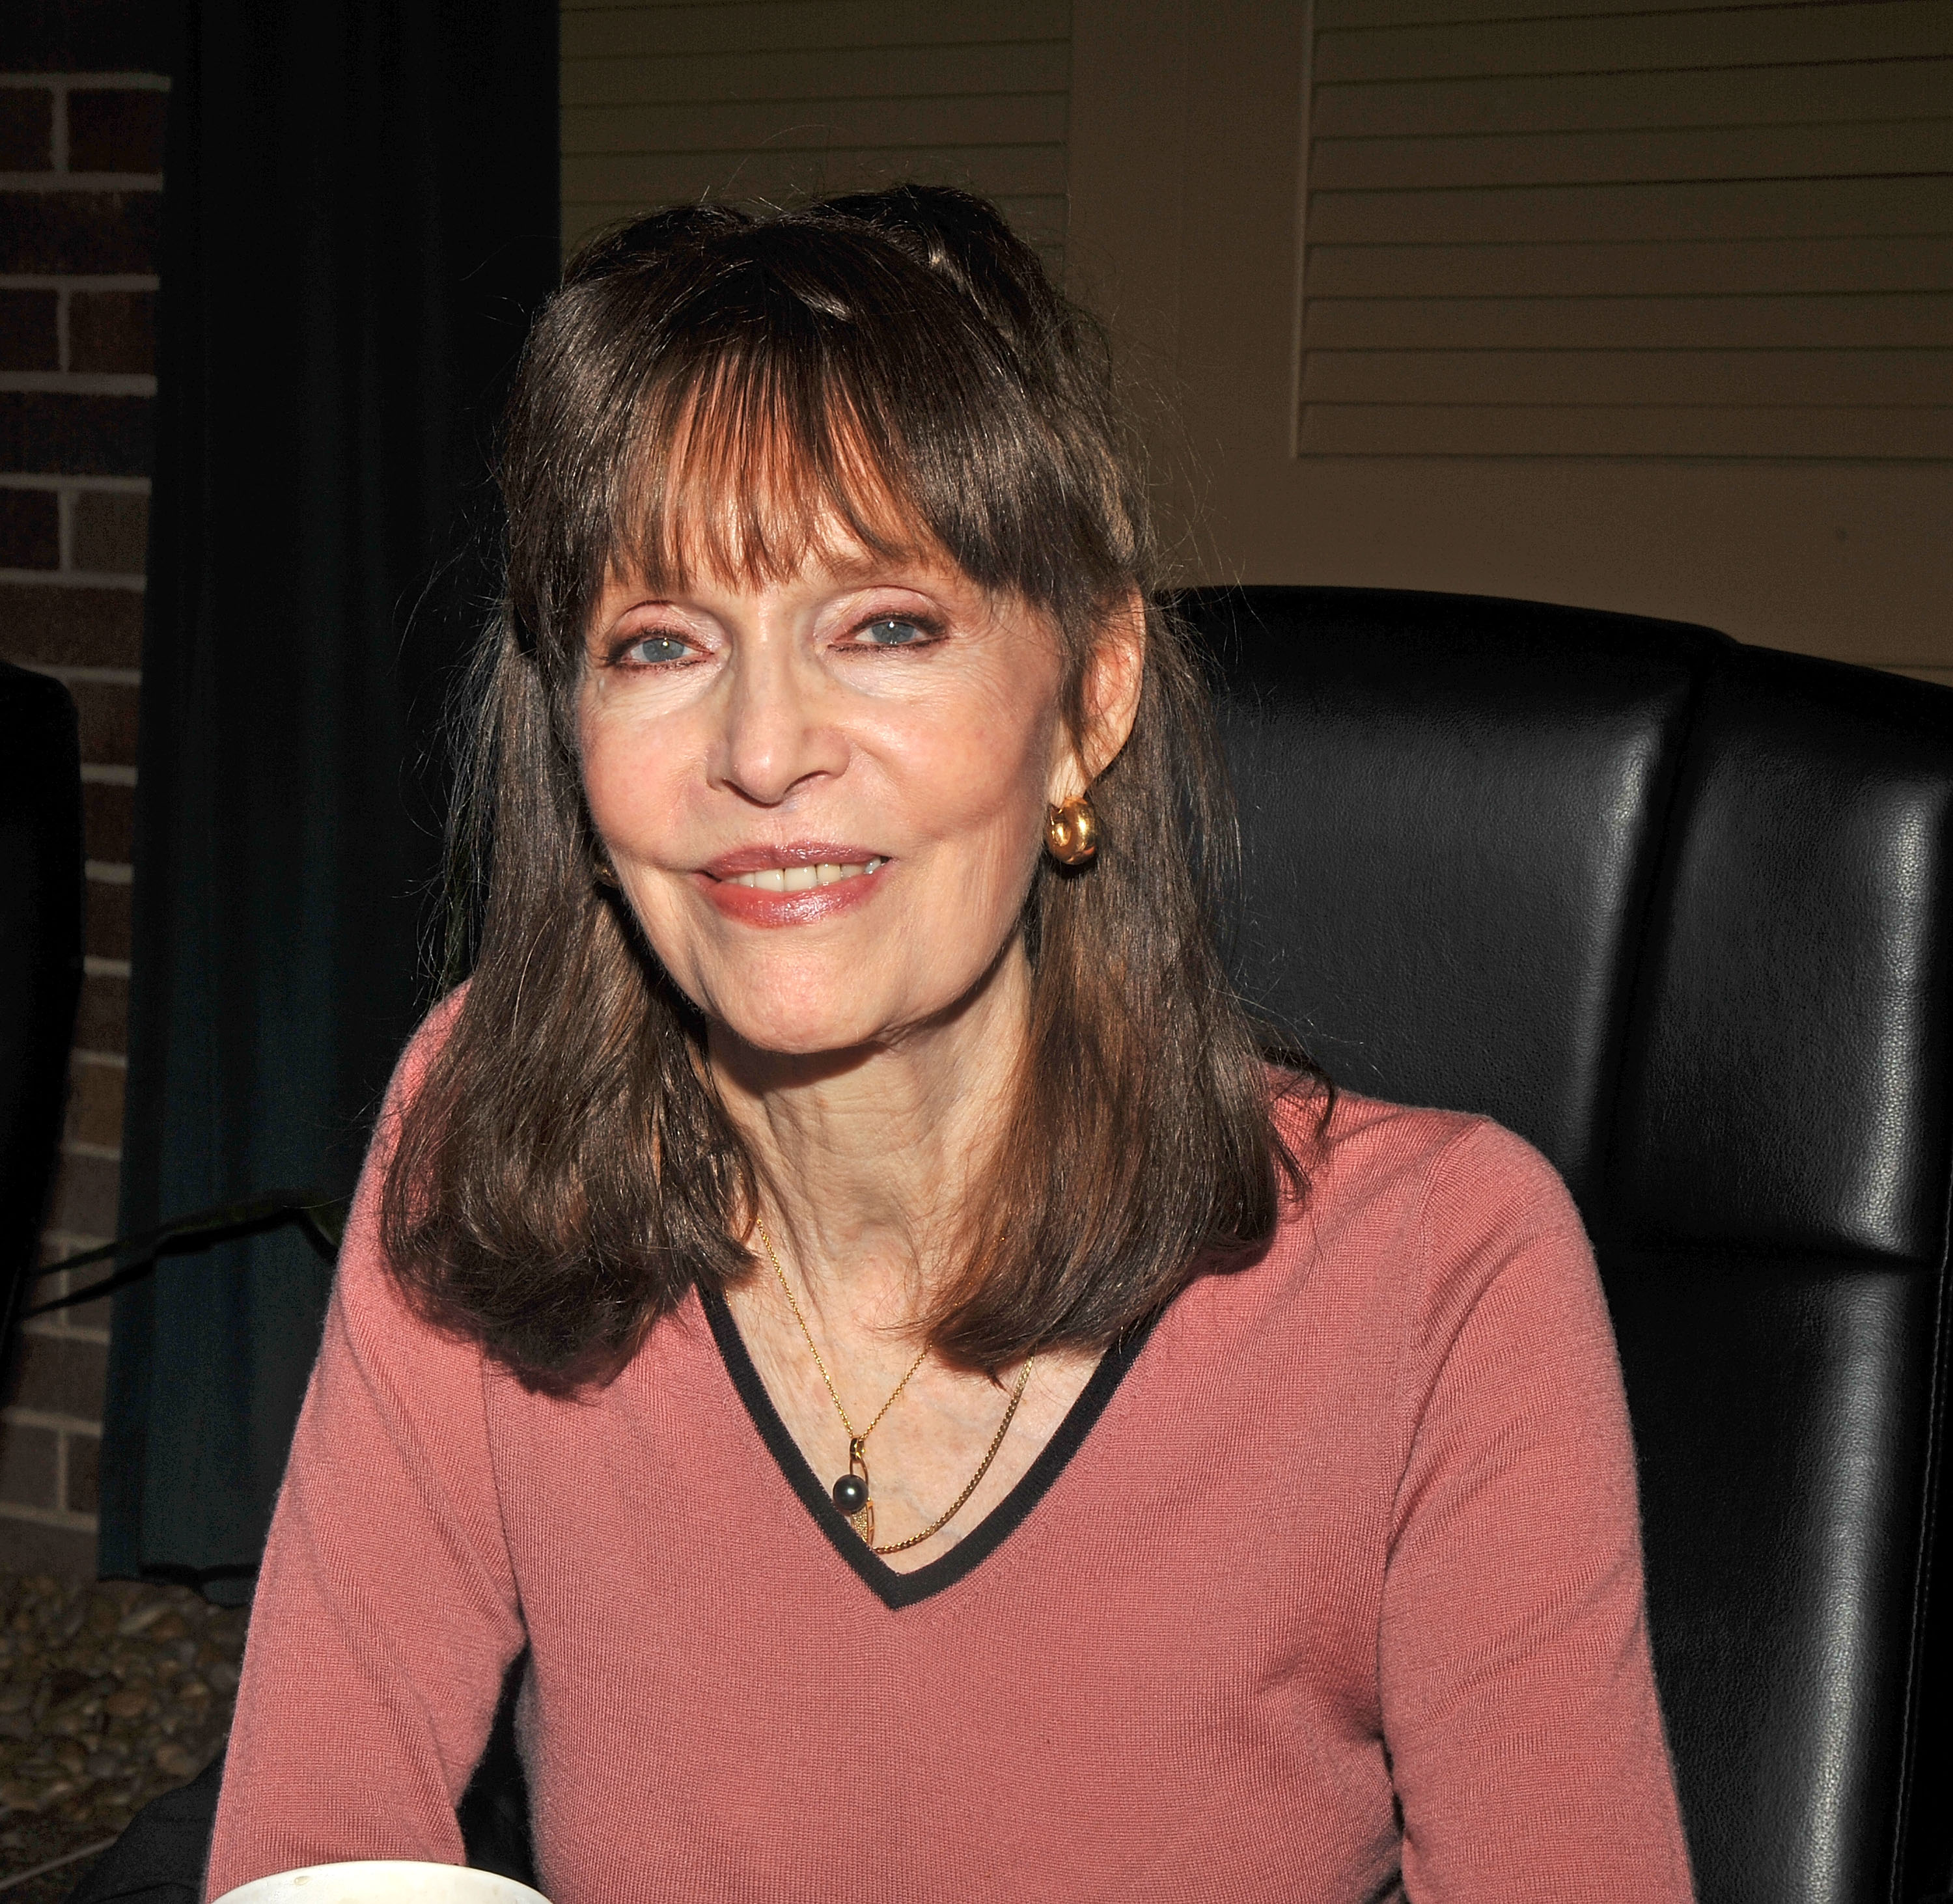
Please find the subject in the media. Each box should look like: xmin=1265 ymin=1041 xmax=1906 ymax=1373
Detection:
xmin=578 ymin=529 xmax=1089 ymax=1058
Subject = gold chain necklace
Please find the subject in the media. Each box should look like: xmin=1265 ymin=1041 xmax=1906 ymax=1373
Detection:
xmin=755 ymin=1217 xmax=1036 ymax=1556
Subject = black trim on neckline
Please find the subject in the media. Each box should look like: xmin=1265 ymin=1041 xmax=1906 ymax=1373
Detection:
xmin=699 ymin=1281 xmax=1162 ymax=1610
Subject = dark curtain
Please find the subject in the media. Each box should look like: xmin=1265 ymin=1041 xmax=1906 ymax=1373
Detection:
xmin=102 ymin=0 xmax=559 ymax=1595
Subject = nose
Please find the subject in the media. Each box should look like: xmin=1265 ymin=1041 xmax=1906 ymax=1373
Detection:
xmin=708 ymin=629 xmax=848 ymax=807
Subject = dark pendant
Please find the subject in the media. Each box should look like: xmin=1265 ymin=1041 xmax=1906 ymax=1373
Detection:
xmin=833 ymin=1472 xmax=869 ymax=1515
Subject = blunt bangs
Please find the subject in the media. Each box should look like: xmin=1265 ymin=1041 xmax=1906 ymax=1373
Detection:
xmin=620 ymin=349 xmax=935 ymax=605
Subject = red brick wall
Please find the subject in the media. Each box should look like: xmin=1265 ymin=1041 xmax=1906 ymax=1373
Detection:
xmin=0 ymin=63 xmax=162 ymax=1577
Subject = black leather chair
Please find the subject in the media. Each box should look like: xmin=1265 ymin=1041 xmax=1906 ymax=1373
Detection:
xmin=0 ymin=660 xmax=83 ymax=1366
xmin=1187 ymin=586 xmax=1953 ymax=1904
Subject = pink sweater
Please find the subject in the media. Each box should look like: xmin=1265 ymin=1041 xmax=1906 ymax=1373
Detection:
xmin=208 ymin=1046 xmax=1694 ymax=1903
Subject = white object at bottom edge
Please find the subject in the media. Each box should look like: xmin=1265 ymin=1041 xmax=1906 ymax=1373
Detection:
xmin=211 ymin=1860 xmax=547 ymax=1904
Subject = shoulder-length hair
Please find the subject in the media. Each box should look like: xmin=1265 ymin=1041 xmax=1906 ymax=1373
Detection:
xmin=381 ymin=184 xmax=1316 ymax=1390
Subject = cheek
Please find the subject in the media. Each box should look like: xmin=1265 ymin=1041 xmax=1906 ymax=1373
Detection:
xmin=891 ymin=669 xmax=1065 ymax=849
xmin=579 ymin=704 xmax=689 ymax=853
xmin=915 ymin=733 xmax=1047 ymax=849
xmin=580 ymin=743 xmax=633 ymax=841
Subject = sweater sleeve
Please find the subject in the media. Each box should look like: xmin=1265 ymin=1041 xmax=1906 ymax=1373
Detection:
xmin=204 ymin=1011 xmax=524 ymax=1901
xmin=1379 ymin=1120 xmax=1695 ymax=1904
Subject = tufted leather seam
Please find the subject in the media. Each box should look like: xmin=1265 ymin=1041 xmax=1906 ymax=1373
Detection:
xmin=1592 ymin=639 xmax=1724 ymax=1259
xmin=1891 ymin=1176 xmax=1953 ymax=1902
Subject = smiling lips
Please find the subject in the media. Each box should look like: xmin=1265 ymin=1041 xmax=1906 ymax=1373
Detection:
xmin=725 ymin=857 xmax=885 ymax=892
xmin=697 ymin=844 xmax=891 ymax=926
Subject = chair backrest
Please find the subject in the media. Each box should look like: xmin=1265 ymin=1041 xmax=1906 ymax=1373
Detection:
xmin=0 ymin=661 xmax=82 ymax=1360
xmin=1187 ymin=585 xmax=1953 ymax=1904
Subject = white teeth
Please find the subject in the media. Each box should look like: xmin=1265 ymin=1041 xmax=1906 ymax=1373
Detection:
xmin=728 ymin=859 xmax=886 ymax=890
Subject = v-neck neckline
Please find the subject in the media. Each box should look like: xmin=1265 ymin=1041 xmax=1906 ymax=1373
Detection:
xmin=698 ymin=1280 xmax=1163 ymax=1610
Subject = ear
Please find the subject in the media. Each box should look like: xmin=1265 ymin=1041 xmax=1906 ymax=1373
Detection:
xmin=1051 ymin=588 xmax=1147 ymax=801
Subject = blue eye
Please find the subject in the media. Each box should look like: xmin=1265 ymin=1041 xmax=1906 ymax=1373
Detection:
xmin=625 ymin=635 xmax=690 ymax=665
xmin=859 ymin=618 xmax=926 ymax=648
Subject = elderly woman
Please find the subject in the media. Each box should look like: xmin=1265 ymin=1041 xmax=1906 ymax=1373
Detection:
xmin=205 ymin=187 xmax=1693 ymax=1903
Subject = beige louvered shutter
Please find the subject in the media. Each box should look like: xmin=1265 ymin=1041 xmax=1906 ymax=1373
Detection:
xmin=1299 ymin=0 xmax=1953 ymax=460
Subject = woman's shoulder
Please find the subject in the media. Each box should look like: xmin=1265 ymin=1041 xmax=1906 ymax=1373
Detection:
xmin=387 ymin=982 xmax=471 ymax=1103
xmin=331 ymin=985 xmax=477 ymax=1341
xmin=1253 ymin=1079 xmax=1607 ymax=1423
xmin=1267 ymin=1073 xmax=1590 ymax=1299
xmin=1272 ymin=1073 xmax=1566 ymax=1207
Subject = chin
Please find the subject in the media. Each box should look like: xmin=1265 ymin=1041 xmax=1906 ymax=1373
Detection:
xmin=665 ymin=924 xmax=1018 ymax=1064
xmin=696 ymin=959 xmax=906 ymax=1060
xmin=712 ymin=1002 xmax=897 ymax=1063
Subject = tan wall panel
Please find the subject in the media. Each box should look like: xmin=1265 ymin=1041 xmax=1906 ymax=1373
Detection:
xmin=1196 ymin=459 xmax=1952 ymax=670
xmin=1312 ymin=119 xmax=1953 ymax=192
xmin=562 ymin=0 xmax=1070 ymax=261
xmin=1318 ymin=0 xmax=1820 ymax=25
xmin=1295 ymin=402 xmax=1953 ymax=456
xmin=1316 ymin=1 xmax=1953 ymax=85
xmin=1307 ymin=236 xmax=1953 ymax=298
xmin=567 ymin=193 xmax=1070 ymax=256
xmin=1309 ymin=176 xmax=1953 ymax=247
xmin=559 ymin=94 xmax=1064 ymax=156
xmin=1301 ymin=347 xmax=1953 ymax=407
xmin=564 ymin=144 xmax=1066 ymax=208
xmin=561 ymin=0 xmax=1068 ymax=58
xmin=562 ymin=42 xmax=1069 ymax=107
xmin=1314 ymin=59 xmax=1953 ymax=137
xmin=1302 ymin=292 xmax=1953 ymax=350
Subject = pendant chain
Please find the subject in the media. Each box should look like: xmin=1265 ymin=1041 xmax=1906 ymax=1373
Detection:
xmin=753 ymin=1216 xmax=1034 ymax=1556
xmin=872 ymin=1355 xmax=1034 ymax=1555
xmin=756 ymin=1217 xmax=928 ymax=1444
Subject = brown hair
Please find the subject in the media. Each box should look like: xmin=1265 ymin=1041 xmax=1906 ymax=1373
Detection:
xmin=381 ymin=185 xmax=1318 ymax=1389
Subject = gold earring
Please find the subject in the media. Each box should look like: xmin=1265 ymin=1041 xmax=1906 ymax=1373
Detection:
xmin=592 ymin=851 xmax=620 ymax=889
xmin=1046 ymin=793 xmax=1099 ymax=866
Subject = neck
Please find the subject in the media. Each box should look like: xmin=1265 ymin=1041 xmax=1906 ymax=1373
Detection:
xmin=709 ymin=940 xmax=1031 ymax=1331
